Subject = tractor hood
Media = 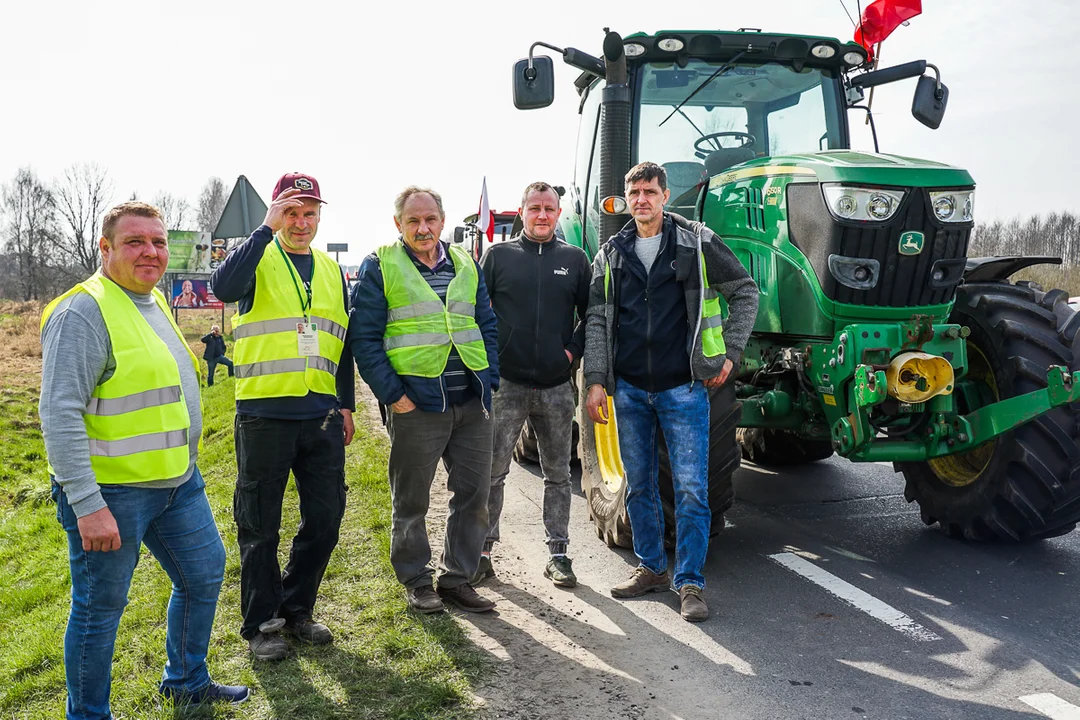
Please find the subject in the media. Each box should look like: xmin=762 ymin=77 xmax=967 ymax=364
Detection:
xmin=707 ymin=151 xmax=975 ymax=190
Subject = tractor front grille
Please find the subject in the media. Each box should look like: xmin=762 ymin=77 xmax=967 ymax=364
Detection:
xmin=788 ymin=184 xmax=973 ymax=308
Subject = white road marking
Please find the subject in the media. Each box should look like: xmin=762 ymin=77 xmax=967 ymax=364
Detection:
xmin=1019 ymin=693 xmax=1080 ymax=719
xmin=767 ymin=552 xmax=942 ymax=642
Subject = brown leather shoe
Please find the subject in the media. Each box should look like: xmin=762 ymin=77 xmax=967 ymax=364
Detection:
xmin=610 ymin=566 xmax=671 ymax=598
xmin=407 ymin=585 xmax=445 ymax=614
xmin=437 ymin=582 xmax=496 ymax=613
xmin=679 ymin=585 xmax=709 ymax=622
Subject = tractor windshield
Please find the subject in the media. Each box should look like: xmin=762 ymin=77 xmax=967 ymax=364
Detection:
xmin=636 ymin=59 xmax=846 ymax=206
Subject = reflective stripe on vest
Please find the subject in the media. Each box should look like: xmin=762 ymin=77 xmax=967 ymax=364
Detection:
xmin=699 ymin=251 xmax=726 ymax=357
xmin=40 ymin=272 xmax=199 ymax=484
xmin=376 ymin=242 xmax=489 ymax=378
xmin=231 ymin=244 xmax=349 ymax=400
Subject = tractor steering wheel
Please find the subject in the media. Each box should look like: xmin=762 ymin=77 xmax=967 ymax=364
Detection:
xmin=693 ymin=131 xmax=757 ymax=159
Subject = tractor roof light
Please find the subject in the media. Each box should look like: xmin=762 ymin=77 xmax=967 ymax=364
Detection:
xmin=843 ymin=50 xmax=866 ymax=66
xmin=656 ymin=37 xmax=685 ymax=52
xmin=811 ymin=43 xmax=836 ymax=59
xmin=929 ymin=189 xmax=975 ymax=223
xmin=624 ymin=42 xmax=646 ymax=57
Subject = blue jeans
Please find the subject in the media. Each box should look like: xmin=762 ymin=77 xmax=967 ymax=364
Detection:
xmin=52 ymin=467 xmax=226 ymax=720
xmin=614 ymin=378 xmax=710 ymax=590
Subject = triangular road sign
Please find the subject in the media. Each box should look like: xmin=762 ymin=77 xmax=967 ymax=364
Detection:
xmin=213 ymin=175 xmax=268 ymax=239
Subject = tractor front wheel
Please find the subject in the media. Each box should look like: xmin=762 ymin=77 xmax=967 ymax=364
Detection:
xmin=898 ymin=281 xmax=1080 ymax=541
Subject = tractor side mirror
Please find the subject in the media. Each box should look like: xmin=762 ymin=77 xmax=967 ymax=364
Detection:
xmin=513 ymin=56 xmax=555 ymax=110
xmin=453 ymin=226 xmax=465 ymax=244
xmin=912 ymin=75 xmax=948 ymax=129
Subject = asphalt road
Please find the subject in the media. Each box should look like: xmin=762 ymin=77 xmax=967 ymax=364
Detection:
xmin=467 ymin=453 xmax=1080 ymax=720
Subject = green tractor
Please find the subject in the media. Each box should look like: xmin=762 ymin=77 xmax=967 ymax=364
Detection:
xmin=510 ymin=28 xmax=1080 ymax=544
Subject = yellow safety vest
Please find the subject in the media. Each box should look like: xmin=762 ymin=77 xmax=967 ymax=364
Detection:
xmin=41 ymin=272 xmax=200 ymax=484
xmin=232 ymin=241 xmax=349 ymax=400
xmin=376 ymin=242 xmax=489 ymax=377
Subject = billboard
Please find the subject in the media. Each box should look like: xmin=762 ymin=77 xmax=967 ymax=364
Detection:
xmin=167 ymin=231 xmax=212 ymax=273
xmin=171 ymin=278 xmax=224 ymax=309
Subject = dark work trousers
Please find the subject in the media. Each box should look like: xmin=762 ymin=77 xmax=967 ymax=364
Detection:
xmin=386 ymin=397 xmax=492 ymax=590
xmin=233 ymin=410 xmax=347 ymax=640
xmin=206 ymin=355 xmax=234 ymax=386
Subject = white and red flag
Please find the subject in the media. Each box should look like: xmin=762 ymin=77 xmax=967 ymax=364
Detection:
xmin=478 ymin=176 xmax=495 ymax=244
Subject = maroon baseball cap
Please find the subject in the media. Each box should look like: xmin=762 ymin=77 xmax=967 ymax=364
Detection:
xmin=271 ymin=172 xmax=326 ymax=203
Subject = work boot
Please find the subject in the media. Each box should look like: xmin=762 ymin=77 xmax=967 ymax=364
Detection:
xmin=679 ymin=585 xmax=709 ymax=622
xmin=610 ymin=566 xmax=670 ymax=598
xmin=284 ymin=618 xmax=333 ymax=645
xmin=407 ymin=585 xmax=445 ymax=614
xmin=544 ymin=556 xmax=577 ymax=588
xmin=437 ymin=582 xmax=496 ymax=613
xmin=247 ymin=632 xmax=290 ymax=661
xmin=471 ymin=554 xmax=495 ymax=585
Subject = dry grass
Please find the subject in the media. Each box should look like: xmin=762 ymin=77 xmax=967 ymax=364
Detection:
xmin=0 ymin=301 xmax=45 ymax=381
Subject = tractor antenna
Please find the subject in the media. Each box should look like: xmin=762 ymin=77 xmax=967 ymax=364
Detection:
xmin=837 ymin=0 xmax=857 ymax=28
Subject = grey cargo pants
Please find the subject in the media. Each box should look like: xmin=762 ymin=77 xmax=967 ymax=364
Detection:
xmin=486 ymin=378 xmax=576 ymax=555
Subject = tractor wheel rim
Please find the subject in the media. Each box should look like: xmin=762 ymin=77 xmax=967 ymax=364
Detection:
xmin=926 ymin=342 xmax=997 ymax=487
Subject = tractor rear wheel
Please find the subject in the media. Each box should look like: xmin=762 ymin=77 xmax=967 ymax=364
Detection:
xmin=897 ymin=281 xmax=1080 ymax=541
xmin=736 ymin=428 xmax=834 ymax=466
xmin=578 ymin=369 xmax=739 ymax=549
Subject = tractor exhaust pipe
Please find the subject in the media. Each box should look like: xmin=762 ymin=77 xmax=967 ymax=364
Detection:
xmin=599 ymin=28 xmax=632 ymax=245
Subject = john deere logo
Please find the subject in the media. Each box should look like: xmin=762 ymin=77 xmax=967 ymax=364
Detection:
xmin=899 ymin=231 xmax=925 ymax=256
xmin=294 ymin=178 xmax=313 ymax=191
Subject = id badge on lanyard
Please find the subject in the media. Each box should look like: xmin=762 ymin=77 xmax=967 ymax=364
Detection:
xmin=297 ymin=322 xmax=320 ymax=356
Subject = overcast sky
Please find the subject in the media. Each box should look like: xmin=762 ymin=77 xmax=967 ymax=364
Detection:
xmin=6 ymin=0 xmax=1078 ymax=265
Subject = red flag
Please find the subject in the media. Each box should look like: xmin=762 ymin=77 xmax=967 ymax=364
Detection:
xmin=854 ymin=0 xmax=922 ymax=57
xmin=478 ymin=177 xmax=495 ymax=244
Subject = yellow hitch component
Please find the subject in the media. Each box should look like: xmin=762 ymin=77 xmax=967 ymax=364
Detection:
xmin=594 ymin=394 xmax=625 ymax=492
xmin=886 ymin=351 xmax=955 ymax=403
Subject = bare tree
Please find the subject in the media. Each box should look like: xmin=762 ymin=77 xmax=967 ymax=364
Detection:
xmin=2 ymin=168 xmax=61 ymax=300
xmin=54 ymin=162 xmax=114 ymax=273
xmin=196 ymin=177 xmax=228 ymax=233
xmin=152 ymin=191 xmax=190 ymax=230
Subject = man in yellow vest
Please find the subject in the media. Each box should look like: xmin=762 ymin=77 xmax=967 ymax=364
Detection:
xmin=349 ymin=186 xmax=500 ymax=614
xmin=40 ymin=202 xmax=248 ymax=718
xmin=210 ymin=173 xmax=354 ymax=661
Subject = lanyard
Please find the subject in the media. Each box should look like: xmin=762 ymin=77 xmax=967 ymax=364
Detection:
xmin=275 ymin=239 xmax=313 ymax=320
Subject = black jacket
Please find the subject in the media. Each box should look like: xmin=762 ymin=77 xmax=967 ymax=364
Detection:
xmin=611 ymin=221 xmax=691 ymax=392
xmin=480 ymin=233 xmax=591 ymax=388
xmin=200 ymin=333 xmax=227 ymax=360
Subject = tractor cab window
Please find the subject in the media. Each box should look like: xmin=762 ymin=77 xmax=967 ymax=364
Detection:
xmin=636 ymin=60 xmax=844 ymax=212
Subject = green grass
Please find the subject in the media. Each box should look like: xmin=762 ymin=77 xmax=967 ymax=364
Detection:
xmin=0 ymin=367 xmax=488 ymax=719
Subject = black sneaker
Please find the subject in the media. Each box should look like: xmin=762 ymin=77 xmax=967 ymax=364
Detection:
xmin=544 ymin=556 xmax=577 ymax=588
xmin=471 ymin=555 xmax=495 ymax=585
xmin=161 ymin=681 xmax=250 ymax=706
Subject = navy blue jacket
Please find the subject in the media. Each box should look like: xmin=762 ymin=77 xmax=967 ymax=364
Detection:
xmin=612 ymin=217 xmax=692 ymax=393
xmin=209 ymin=224 xmax=355 ymax=419
xmin=348 ymin=240 xmax=500 ymax=414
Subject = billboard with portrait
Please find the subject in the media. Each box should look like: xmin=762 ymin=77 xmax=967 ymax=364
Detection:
xmin=171 ymin=278 xmax=224 ymax=309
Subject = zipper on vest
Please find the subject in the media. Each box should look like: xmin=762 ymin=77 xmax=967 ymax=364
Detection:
xmin=534 ymin=242 xmax=543 ymax=383
xmin=646 ymin=284 xmax=653 ymax=387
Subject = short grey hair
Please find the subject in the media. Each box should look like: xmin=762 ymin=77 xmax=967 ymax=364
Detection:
xmin=211 ymin=325 xmax=220 ymax=332
xmin=394 ymin=186 xmax=445 ymax=222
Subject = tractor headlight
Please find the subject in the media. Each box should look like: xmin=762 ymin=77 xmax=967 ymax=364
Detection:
xmin=822 ymin=184 xmax=905 ymax=222
xmin=929 ymin=189 xmax=975 ymax=223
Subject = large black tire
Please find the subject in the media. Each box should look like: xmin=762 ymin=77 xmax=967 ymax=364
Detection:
xmin=898 ymin=281 xmax=1080 ymax=541
xmin=736 ymin=428 xmax=834 ymax=465
xmin=578 ymin=368 xmax=739 ymax=549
